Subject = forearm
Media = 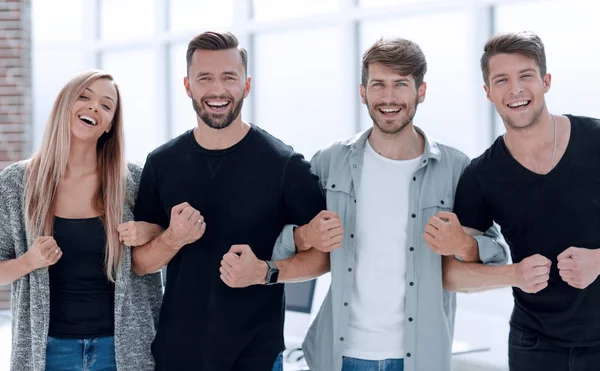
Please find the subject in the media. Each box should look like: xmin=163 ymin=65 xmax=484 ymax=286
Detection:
xmin=456 ymin=235 xmax=480 ymax=262
xmin=272 ymin=248 xmax=330 ymax=283
xmin=293 ymin=224 xmax=313 ymax=252
xmin=0 ymin=256 xmax=35 ymax=285
xmin=443 ymin=256 xmax=518 ymax=293
xmin=132 ymin=230 xmax=180 ymax=276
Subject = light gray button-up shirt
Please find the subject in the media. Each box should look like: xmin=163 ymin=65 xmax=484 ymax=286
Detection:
xmin=274 ymin=127 xmax=508 ymax=371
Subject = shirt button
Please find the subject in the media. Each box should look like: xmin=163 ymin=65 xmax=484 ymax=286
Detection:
xmin=340 ymin=337 xmax=345 ymax=341
xmin=344 ymin=302 xmax=348 ymax=306
xmin=409 ymin=282 xmax=414 ymax=286
xmin=413 ymin=177 xmax=416 ymax=181
xmin=409 ymin=247 xmax=414 ymax=252
xmin=353 ymin=164 xmax=357 ymax=169
xmin=422 ymin=159 xmax=427 ymax=164
xmin=350 ymin=234 xmax=354 ymax=238
xmin=407 ymin=353 xmax=411 ymax=357
xmin=441 ymin=200 xmax=445 ymax=205
xmin=354 ymin=199 xmax=356 ymax=203
xmin=332 ymin=184 xmax=336 ymax=188
xmin=348 ymin=268 xmax=352 ymax=272
xmin=409 ymin=317 xmax=413 ymax=322
xmin=411 ymin=214 xmax=416 ymax=218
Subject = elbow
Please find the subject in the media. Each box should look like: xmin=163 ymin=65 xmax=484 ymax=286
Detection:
xmin=442 ymin=274 xmax=459 ymax=292
xmin=131 ymin=266 xmax=148 ymax=277
xmin=131 ymin=252 xmax=149 ymax=276
xmin=319 ymin=256 xmax=331 ymax=276
xmin=132 ymin=264 xmax=147 ymax=276
xmin=315 ymin=253 xmax=331 ymax=277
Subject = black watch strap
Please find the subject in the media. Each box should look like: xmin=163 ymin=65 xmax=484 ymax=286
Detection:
xmin=264 ymin=260 xmax=279 ymax=285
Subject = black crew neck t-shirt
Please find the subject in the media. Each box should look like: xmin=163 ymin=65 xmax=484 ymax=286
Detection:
xmin=134 ymin=125 xmax=325 ymax=370
xmin=454 ymin=115 xmax=600 ymax=346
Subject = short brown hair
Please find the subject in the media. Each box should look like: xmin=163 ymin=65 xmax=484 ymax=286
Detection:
xmin=186 ymin=31 xmax=248 ymax=76
xmin=481 ymin=31 xmax=547 ymax=85
xmin=361 ymin=37 xmax=427 ymax=88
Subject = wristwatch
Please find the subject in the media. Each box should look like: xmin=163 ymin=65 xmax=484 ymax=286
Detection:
xmin=264 ymin=260 xmax=279 ymax=285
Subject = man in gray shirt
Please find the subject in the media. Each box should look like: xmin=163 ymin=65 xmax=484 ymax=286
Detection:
xmin=223 ymin=37 xmax=508 ymax=371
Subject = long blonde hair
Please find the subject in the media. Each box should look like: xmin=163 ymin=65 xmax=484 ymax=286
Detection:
xmin=24 ymin=70 xmax=127 ymax=282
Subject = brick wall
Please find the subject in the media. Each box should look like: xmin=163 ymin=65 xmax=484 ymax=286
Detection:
xmin=0 ymin=0 xmax=32 ymax=309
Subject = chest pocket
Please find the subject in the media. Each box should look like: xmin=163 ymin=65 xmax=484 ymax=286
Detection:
xmin=324 ymin=176 xmax=354 ymax=196
xmin=419 ymin=191 xmax=454 ymax=219
xmin=323 ymin=176 xmax=354 ymax=211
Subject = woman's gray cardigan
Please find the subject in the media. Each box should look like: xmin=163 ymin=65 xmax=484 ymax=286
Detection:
xmin=0 ymin=161 xmax=163 ymax=371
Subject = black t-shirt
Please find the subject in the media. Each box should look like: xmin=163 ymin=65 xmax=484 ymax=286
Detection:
xmin=49 ymin=216 xmax=115 ymax=338
xmin=454 ymin=115 xmax=600 ymax=347
xmin=134 ymin=125 xmax=325 ymax=370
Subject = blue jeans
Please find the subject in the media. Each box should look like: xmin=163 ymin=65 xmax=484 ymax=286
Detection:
xmin=342 ymin=357 xmax=404 ymax=371
xmin=271 ymin=352 xmax=283 ymax=371
xmin=45 ymin=336 xmax=116 ymax=371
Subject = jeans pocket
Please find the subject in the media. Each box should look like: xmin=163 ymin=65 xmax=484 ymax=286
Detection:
xmin=509 ymin=327 xmax=539 ymax=349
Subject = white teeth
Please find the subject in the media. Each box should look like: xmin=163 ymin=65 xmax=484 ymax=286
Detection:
xmin=380 ymin=108 xmax=400 ymax=113
xmin=207 ymin=101 xmax=228 ymax=107
xmin=79 ymin=115 xmax=97 ymax=126
xmin=508 ymin=101 xmax=529 ymax=108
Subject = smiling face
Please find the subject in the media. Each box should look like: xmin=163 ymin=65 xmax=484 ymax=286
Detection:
xmin=184 ymin=48 xmax=251 ymax=130
xmin=360 ymin=62 xmax=426 ymax=135
xmin=70 ymin=77 xmax=118 ymax=143
xmin=484 ymin=52 xmax=551 ymax=130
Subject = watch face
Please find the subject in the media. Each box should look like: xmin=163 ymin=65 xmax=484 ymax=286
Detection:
xmin=270 ymin=270 xmax=279 ymax=284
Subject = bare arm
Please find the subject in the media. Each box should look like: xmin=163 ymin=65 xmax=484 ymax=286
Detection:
xmin=268 ymin=214 xmax=336 ymax=282
xmin=0 ymin=236 xmax=62 ymax=285
xmin=132 ymin=202 xmax=206 ymax=276
xmin=443 ymin=253 xmax=551 ymax=294
xmin=131 ymin=229 xmax=181 ymax=276
xmin=257 ymin=248 xmax=330 ymax=284
xmin=442 ymin=256 xmax=517 ymax=293
xmin=0 ymin=257 xmax=36 ymax=285
xmin=220 ymin=224 xmax=335 ymax=287
xmin=273 ymin=224 xmax=331 ymax=282
xmin=118 ymin=221 xmax=164 ymax=247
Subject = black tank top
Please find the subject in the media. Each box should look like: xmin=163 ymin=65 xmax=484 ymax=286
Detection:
xmin=48 ymin=216 xmax=115 ymax=338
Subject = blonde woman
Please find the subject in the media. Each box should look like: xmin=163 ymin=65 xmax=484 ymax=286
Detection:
xmin=0 ymin=70 xmax=163 ymax=371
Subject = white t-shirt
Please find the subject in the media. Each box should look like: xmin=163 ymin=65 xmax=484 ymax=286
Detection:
xmin=343 ymin=139 xmax=422 ymax=360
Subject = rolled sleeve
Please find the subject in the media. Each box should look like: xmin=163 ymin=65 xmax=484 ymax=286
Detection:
xmin=474 ymin=224 xmax=509 ymax=265
xmin=271 ymin=224 xmax=298 ymax=260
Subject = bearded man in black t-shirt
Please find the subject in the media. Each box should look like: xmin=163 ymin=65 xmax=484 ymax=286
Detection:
xmin=130 ymin=31 xmax=343 ymax=371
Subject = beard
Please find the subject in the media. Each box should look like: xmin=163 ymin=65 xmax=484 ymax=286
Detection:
xmin=192 ymin=94 xmax=244 ymax=130
xmin=501 ymin=100 xmax=545 ymax=131
xmin=366 ymin=94 xmax=420 ymax=135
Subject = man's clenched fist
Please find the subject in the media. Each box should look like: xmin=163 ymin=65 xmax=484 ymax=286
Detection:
xmin=166 ymin=202 xmax=206 ymax=249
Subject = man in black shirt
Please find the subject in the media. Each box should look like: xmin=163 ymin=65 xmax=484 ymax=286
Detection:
xmin=425 ymin=31 xmax=600 ymax=371
xmin=131 ymin=31 xmax=343 ymax=371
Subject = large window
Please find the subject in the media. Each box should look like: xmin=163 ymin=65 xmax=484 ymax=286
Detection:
xmin=494 ymin=0 xmax=600 ymax=136
xmin=100 ymin=0 xmax=156 ymax=42
xmin=254 ymin=27 xmax=351 ymax=159
xmin=31 ymin=0 xmax=88 ymax=148
xmin=253 ymin=0 xmax=338 ymax=21
xmin=102 ymin=49 xmax=161 ymax=163
xmin=360 ymin=10 xmax=475 ymax=155
xmin=32 ymin=2 xmax=599 ymax=370
xmin=170 ymin=0 xmax=234 ymax=33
